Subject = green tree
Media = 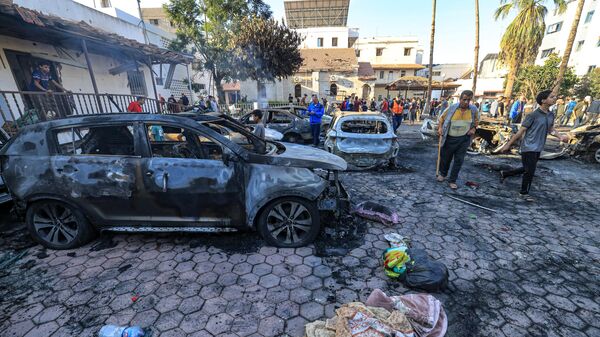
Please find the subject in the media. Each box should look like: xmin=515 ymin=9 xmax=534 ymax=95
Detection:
xmin=574 ymin=69 xmax=600 ymax=99
xmin=164 ymin=0 xmax=272 ymax=102
xmin=495 ymin=0 xmax=567 ymax=98
xmin=513 ymin=54 xmax=578 ymax=99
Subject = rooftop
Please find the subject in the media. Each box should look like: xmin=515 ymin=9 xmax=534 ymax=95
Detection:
xmin=284 ymin=0 xmax=350 ymax=28
xmin=299 ymin=48 xmax=357 ymax=72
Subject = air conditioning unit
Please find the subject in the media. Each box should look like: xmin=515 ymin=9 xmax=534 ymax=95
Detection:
xmin=330 ymin=75 xmax=338 ymax=82
xmin=293 ymin=76 xmax=302 ymax=83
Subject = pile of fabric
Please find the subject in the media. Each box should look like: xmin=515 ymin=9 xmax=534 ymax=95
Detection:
xmin=305 ymin=289 xmax=447 ymax=337
xmin=352 ymin=201 xmax=400 ymax=226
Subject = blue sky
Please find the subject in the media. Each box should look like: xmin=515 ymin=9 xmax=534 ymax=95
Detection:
xmin=264 ymin=0 xmax=520 ymax=64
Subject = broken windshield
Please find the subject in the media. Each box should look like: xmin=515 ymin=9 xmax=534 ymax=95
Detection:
xmin=341 ymin=119 xmax=388 ymax=134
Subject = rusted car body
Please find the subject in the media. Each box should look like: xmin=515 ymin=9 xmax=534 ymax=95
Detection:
xmin=0 ymin=114 xmax=349 ymax=249
xmin=324 ymin=112 xmax=399 ymax=170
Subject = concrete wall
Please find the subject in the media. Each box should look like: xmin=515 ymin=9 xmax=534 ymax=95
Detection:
xmin=296 ymin=27 xmax=358 ymax=48
xmin=355 ymin=37 xmax=422 ymax=65
xmin=536 ymin=0 xmax=600 ymax=76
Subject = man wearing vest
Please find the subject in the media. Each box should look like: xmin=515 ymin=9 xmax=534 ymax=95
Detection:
xmin=391 ymin=97 xmax=404 ymax=133
xmin=436 ymin=90 xmax=479 ymax=189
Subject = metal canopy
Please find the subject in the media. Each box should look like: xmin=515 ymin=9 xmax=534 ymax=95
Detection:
xmin=284 ymin=0 xmax=350 ymax=28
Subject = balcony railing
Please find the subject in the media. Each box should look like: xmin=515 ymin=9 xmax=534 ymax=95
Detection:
xmin=0 ymin=91 xmax=170 ymax=136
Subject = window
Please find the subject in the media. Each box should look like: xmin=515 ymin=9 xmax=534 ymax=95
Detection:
xmin=432 ymin=71 xmax=442 ymax=76
xmin=270 ymin=111 xmax=294 ymax=124
xmin=127 ymin=70 xmax=147 ymax=96
xmin=294 ymin=84 xmax=301 ymax=98
xmin=356 ymin=49 xmax=361 ymax=57
xmin=332 ymin=37 xmax=338 ymax=47
xmin=400 ymin=70 xmax=406 ymax=77
xmin=576 ymin=40 xmax=585 ymax=52
xmin=376 ymin=48 xmax=384 ymax=56
xmin=379 ymin=71 xmax=384 ymax=79
xmin=155 ymin=77 xmax=164 ymax=85
xmin=588 ymin=65 xmax=597 ymax=74
xmin=54 ymin=125 xmax=135 ymax=156
xmin=585 ymin=10 xmax=595 ymax=24
xmin=387 ymin=71 xmax=394 ymax=81
xmin=149 ymin=19 xmax=159 ymax=25
xmin=341 ymin=119 xmax=388 ymax=134
xmin=404 ymin=48 xmax=411 ymax=56
xmin=100 ymin=0 xmax=111 ymax=8
xmin=547 ymin=22 xmax=562 ymax=34
xmin=541 ymin=48 xmax=555 ymax=58
xmin=317 ymin=38 xmax=324 ymax=47
xmin=146 ymin=124 xmax=222 ymax=160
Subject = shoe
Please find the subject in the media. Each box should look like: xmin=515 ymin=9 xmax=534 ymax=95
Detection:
xmin=518 ymin=193 xmax=535 ymax=202
xmin=436 ymin=175 xmax=445 ymax=182
xmin=448 ymin=182 xmax=458 ymax=190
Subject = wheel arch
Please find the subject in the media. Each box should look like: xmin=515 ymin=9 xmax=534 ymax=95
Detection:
xmin=21 ymin=194 xmax=97 ymax=227
xmin=248 ymin=192 xmax=317 ymax=229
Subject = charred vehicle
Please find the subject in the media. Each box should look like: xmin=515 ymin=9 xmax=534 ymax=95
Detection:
xmin=567 ymin=124 xmax=600 ymax=163
xmin=0 ymin=114 xmax=349 ymax=249
xmin=287 ymin=105 xmax=333 ymax=129
xmin=324 ymin=112 xmax=399 ymax=170
xmin=179 ymin=112 xmax=283 ymax=141
xmin=240 ymin=108 xmax=331 ymax=144
xmin=0 ymin=128 xmax=11 ymax=204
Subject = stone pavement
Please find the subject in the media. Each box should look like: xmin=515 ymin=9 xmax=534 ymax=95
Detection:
xmin=0 ymin=124 xmax=599 ymax=337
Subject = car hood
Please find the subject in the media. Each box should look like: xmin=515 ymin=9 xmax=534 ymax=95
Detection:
xmin=265 ymin=128 xmax=284 ymax=141
xmin=255 ymin=143 xmax=347 ymax=171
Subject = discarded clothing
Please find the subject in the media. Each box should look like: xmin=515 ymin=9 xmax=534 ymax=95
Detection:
xmin=365 ymin=289 xmax=447 ymax=337
xmin=352 ymin=201 xmax=400 ymax=226
xmin=383 ymin=247 xmax=410 ymax=278
xmin=305 ymin=302 xmax=415 ymax=337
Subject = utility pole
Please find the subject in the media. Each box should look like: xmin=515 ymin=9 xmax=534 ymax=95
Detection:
xmin=137 ymin=0 xmax=150 ymax=44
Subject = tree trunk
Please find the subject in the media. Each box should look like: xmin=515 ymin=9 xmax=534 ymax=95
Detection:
xmin=554 ymin=0 xmax=585 ymax=95
xmin=426 ymin=0 xmax=437 ymax=114
xmin=214 ymin=75 xmax=226 ymax=106
xmin=504 ymin=59 xmax=519 ymax=98
xmin=472 ymin=0 xmax=480 ymax=96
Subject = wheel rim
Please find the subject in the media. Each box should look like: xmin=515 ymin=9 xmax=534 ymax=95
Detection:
xmin=33 ymin=203 xmax=79 ymax=245
xmin=266 ymin=201 xmax=313 ymax=245
xmin=595 ymin=149 xmax=600 ymax=163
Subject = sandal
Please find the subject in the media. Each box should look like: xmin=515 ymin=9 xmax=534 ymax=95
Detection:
xmin=448 ymin=182 xmax=458 ymax=189
xmin=436 ymin=175 xmax=445 ymax=182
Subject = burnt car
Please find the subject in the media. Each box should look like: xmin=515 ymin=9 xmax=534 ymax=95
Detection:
xmin=324 ymin=112 xmax=399 ymax=170
xmin=0 ymin=128 xmax=11 ymax=204
xmin=240 ymin=108 xmax=331 ymax=144
xmin=287 ymin=105 xmax=333 ymax=129
xmin=567 ymin=124 xmax=600 ymax=163
xmin=178 ymin=112 xmax=283 ymax=141
xmin=0 ymin=114 xmax=349 ymax=249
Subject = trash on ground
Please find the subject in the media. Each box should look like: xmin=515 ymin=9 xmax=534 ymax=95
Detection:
xmin=352 ymin=201 xmax=400 ymax=226
xmin=465 ymin=181 xmax=479 ymax=188
xmin=99 ymin=325 xmax=145 ymax=337
xmin=384 ymin=233 xmax=410 ymax=249
xmin=365 ymin=289 xmax=448 ymax=337
xmin=404 ymin=248 xmax=449 ymax=292
xmin=383 ymin=247 xmax=410 ymax=278
xmin=0 ymin=250 xmax=27 ymax=270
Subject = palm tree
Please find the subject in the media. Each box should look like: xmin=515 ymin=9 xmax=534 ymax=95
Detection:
xmin=473 ymin=0 xmax=480 ymax=95
xmin=426 ymin=0 xmax=437 ymax=114
xmin=495 ymin=0 xmax=567 ymax=98
xmin=554 ymin=0 xmax=585 ymax=95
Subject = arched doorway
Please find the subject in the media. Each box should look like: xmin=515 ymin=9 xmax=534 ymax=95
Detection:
xmin=294 ymin=84 xmax=301 ymax=98
xmin=362 ymin=84 xmax=371 ymax=99
xmin=329 ymin=83 xmax=338 ymax=97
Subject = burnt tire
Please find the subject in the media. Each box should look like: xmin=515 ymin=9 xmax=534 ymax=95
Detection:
xmin=283 ymin=133 xmax=302 ymax=144
xmin=257 ymin=197 xmax=320 ymax=248
xmin=594 ymin=148 xmax=600 ymax=164
xmin=26 ymin=200 xmax=95 ymax=249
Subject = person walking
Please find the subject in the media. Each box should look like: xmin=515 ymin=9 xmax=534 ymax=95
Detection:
xmin=510 ymin=95 xmax=526 ymax=124
xmin=353 ymin=97 xmax=360 ymax=112
xmin=573 ymin=96 xmax=591 ymax=127
xmin=436 ymin=90 xmax=479 ymax=189
xmin=209 ymin=96 xmax=219 ymax=112
xmin=498 ymin=90 xmax=569 ymax=201
xmin=409 ymin=99 xmax=418 ymax=125
xmin=490 ymin=96 xmax=503 ymax=118
xmin=307 ymin=96 xmax=324 ymax=146
xmin=561 ymin=97 xmax=577 ymax=125
xmin=288 ymin=93 xmax=294 ymax=104
xmin=301 ymin=94 xmax=308 ymax=106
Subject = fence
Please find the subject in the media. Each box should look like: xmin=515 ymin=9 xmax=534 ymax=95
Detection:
xmin=0 ymin=91 xmax=163 ymax=136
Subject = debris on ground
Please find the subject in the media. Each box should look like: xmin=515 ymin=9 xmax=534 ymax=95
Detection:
xmin=465 ymin=181 xmax=479 ymax=189
xmin=445 ymin=194 xmax=498 ymax=213
xmin=403 ymin=249 xmax=449 ymax=292
xmin=99 ymin=325 xmax=145 ymax=337
xmin=314 ymin=214 xmax=366 ymax=257
xmin=352 ymin=201 xmax=400 ymax=226
xmin=0 ymin=250 xmax=27 ymax=270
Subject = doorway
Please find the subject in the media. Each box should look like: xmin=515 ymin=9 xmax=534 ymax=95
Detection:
xmin=361 ymin=84 xmax=371 ymax=99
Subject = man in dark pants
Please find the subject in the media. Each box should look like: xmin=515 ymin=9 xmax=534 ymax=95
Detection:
xmin=498 ymin=90 xmax=569 ymax=201
xmin=436 ymin=90 xmax=479 ymax=189
xmin=307 ymin=95 xmax=324 ymax=147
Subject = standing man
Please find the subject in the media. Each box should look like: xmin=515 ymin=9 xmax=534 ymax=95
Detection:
xmin=573 ymin=96 xmax=591 ymax=127
xmin=490 ymin=96 xmax=503 ymax=118
xmin=251 ymin=110 xmax=265 ymax=139
xmin=307 ymin=96 xmax=324 ymax=147
xmin=209 ymin=96 xmax=219 ymax=112
xmin=180 ymin=93 xmax=189 ymax=108
xmin=381 ymin=97 xmax=390 ymax=118
xmin=127 ymin=97 xmax=145 ymax=112
xmin=561 ymin=97 xmax=577 ymax=125
xmin=288 ymin=93 xmax=294 ymax=104
xmin=509 ymin=95 xmax=526 ymax=124
xmin=301 ymin=94 xmax=308 ymax=106
xmin=436 ymin=90 xmax=479 ymax=189
xmin=391 ymin=98 xmax=403 ymax=132
xmin=498 ymin=90 xmax=568 ymax=201
xmin=167 ymin=94 xmax=177 ymax=113
xmin=437 ymin=97 xmax=449 ymax=120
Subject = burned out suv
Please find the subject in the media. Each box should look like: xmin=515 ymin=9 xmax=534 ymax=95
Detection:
xmin=0 ymin=114 xmax=349 ymax=249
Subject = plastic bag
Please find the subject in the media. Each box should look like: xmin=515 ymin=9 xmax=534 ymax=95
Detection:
xmin=404 ymin=249 xmax=448 ymax=292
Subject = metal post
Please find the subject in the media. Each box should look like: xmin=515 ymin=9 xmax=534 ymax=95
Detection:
xmin=81 ymin=39 xmax=103 ymax=113
xmin=148 ymin=58 xmax=161 ymax=113
xmin=186 ymin=63 xmax=194 ymax=102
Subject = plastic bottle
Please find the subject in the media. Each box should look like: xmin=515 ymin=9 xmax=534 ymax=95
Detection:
xmin=99 ymin=325 xmax=145 ymax=337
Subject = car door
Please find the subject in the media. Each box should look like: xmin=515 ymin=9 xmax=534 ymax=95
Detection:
xmin=139 ymin=122 xmax=246 ymax=228
xmin=50 ymin=123 xmax=144 ymax=223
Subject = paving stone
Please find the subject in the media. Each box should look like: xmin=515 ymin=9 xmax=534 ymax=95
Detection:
xmin=179 ymin=296 xmax=205 ymax=315
xmin=155 ymin=310 xmax=184 ymax=332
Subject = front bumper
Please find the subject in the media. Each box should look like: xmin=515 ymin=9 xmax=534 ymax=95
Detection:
xmin=317 ymin=171 xmax=350 ymax=215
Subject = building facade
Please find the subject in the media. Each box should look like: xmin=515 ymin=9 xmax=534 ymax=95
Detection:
xmin=536 ymin=0 xmax=600 ymax=76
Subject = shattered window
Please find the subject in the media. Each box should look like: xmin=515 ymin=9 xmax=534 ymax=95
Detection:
xmin=54 ymin=125 xmax=135 ymax=156
xmin=340 ymin=120 xmax=388 ymax=134
xmin=146 ymin=124 xmax=222 ymax=160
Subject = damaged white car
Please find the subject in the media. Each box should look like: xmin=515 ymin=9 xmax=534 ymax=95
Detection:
xmin=324 ymin=112 xmax=399 ymax=170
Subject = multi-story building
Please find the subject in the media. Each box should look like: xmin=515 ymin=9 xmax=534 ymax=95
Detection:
xmin=141 ymin=7 xmax=178 ymax=34
xmin=536 ymin=0 xmax=600 ymax=76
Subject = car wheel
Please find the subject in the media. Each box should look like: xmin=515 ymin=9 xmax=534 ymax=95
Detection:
xmin=284 ymin=133 xmax=301 ymax=143
xmin=26 ymin=201 xmax=94 ymax=249
xmin=257 ymin=197 xmax=320 ymax=248
xmin=594 ymin=148 xmax=600 ymax=164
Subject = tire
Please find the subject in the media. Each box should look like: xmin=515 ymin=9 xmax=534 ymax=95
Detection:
xmin=26 ymin=200 xmax=95 ymax=249
xmin=283 ymin=133 xmax=302 ymax=144
xmin=257 ymin=197 xmax=320 ymax=248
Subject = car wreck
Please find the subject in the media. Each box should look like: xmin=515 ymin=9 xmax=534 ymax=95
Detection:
xmin=567 ymin=124 xmax=600 ymax=163
xmin=240 ymin=108 xmax=331 ymax=144
xmin=324 ymin=112 xmax=399 ymax=170
xmin=0 ymin=114 xmax=350 ymax=249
